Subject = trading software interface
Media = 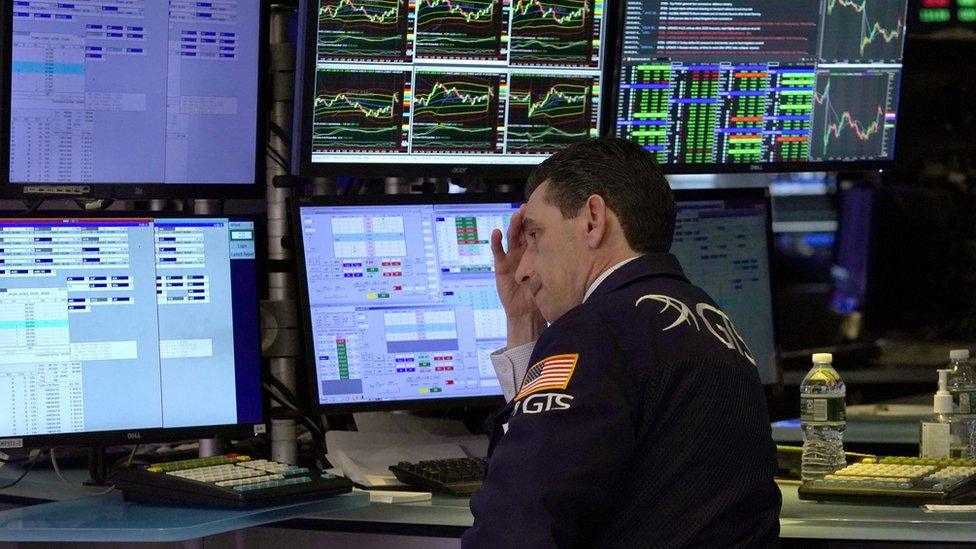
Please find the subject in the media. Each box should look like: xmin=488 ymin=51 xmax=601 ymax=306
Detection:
xmin=614 ymin=0 xmax=908 ymax=166
xmin=299 ymin=197 xmax=775 ymax=407
xmin=0 ymin=217 xmax=261 ymax=439
xmin=670 ymin=196 xmax=777 ymax=384
xmin=308 ymin=0 xmax=606 ymax=166
xmin=8 ymin=1 xmax=262 ymax=185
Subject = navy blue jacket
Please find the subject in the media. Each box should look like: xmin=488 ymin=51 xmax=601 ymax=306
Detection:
xmin=464 ymin=253 xmax=781 ymax=548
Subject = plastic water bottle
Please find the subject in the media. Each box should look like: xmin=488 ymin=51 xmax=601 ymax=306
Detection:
xmin=947 ymin=349 xmax=976 ymax=457
xmin=948 ymin=350 xmax=976 ymax=413
xmin=800 ymin=353 xmax=846 ymax=481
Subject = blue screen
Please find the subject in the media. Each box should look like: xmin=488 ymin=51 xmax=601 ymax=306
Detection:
xmin=299 ymin=196 xmax=778 ymax=408
xmin=299 ymin=202 xmax=519 ymax=405
xmin=0 ymin=216 xmax=262 ymax=439
xmin=8 ymin=1 xmax=262 ymax=185
xmin=670 ymin=196 xmax=778 ymax=385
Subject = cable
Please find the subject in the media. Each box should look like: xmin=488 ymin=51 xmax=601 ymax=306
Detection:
xmin=0 ymin=451 xmax=43 ymax=490
xmin=267 ymin=147 xmax=289 ymax=171
xmin=50 ymin=448 xmax=70 ymax=484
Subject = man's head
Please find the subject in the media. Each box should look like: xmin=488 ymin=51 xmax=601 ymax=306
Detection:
xmin=516 ymin=137 xmax=675 ymax=322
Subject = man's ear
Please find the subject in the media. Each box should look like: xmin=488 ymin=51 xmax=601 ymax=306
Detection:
xmin=584 ymin=194 xmax=607 ymax=249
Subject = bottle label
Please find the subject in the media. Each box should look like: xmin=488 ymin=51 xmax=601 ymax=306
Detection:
xmin=921 ymin=422 xmax=951 ymax=458
xmin=953 ymin=391 xmax=976 ymax=414
xmin=801 ymin=395 xmax=846 ymax=422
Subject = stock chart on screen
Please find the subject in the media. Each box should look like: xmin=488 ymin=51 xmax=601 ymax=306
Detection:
xmin=306 ymin=0 xmax=605 ymax=169
xmin=614 ymin=0 xmax=907 ymax=169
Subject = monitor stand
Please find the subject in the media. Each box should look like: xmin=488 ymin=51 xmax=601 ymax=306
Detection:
xmin=199 ymin=437 xmax=224 ymax=458
xmin=83 ymin=447 xmax=110 ymax=487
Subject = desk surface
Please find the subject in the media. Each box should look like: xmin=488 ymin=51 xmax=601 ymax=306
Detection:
xmin=280 ymin=482 xmax=976 ymax=543
xmin=8 ymin=459 xmax=976 ymax=543
xmin=0 ymin=464 xmax=369 ymax=543
xmin=0 ymin=491 xmax=369 ymax=543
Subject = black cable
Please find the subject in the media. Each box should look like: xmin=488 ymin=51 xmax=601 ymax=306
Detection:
xmin=262 ymin=380 xmax=330 ymax=459
xmin=263 ymin=383 xmax=327 ymax=441
xmin=0 ymin=452 xmax=42 ymax=490
xmin=268 ymin=121 xmax=292 ymax=148
xmin=267 ymin=147 xmax=289 ymax=171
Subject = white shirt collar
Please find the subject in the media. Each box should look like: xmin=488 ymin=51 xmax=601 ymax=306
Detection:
xmin=583 ymin=255 xmax=641 ymax=303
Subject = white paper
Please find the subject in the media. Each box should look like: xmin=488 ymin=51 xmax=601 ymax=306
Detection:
xmin=354 ymin=488 xmax=433 ymax=504
xmin=921 ymin=422 xmax=951 ymax=458
xmin=924 ymin=504 xmax=976 ymax=512
xmin=325 ymin=430 xmax=489 ymax=487
xmin=353 ymin=412 xmax=472 ymax=436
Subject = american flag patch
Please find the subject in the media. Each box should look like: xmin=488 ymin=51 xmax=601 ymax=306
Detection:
xmin=515 ymin=353 xmax=579 ymax=401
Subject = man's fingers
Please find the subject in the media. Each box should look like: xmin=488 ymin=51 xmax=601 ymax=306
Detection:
xmin=490 ymin=228 xmax=505 ymax=264
xmin=505 ymin=210 xmax=522 ymax=250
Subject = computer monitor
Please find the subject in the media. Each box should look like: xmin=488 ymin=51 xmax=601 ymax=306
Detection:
xmin=610 ymin=0 xmax=908 ymax=173
xmin=0 ymin=214 xmax=263 ymax=449
xmin=292 ymin=0 xmax=608 ymax=177
xmin=670 ymin=188 xmax=780 ymax=386
xmin=1 ymin=1 xmax=268 ymax=198
xmin=910 ymin=0 xmax=976 ymax=34
xmin=293 ymin=189 xmax=779 ymax=413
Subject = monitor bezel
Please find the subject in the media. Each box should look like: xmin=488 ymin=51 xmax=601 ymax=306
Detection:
xmin=0 ymin=211 xmax=266 ymax=450
xmin=291 ymin=0 xmax=616 ymax=179
xmin=292 ymin=193 xmax=526 ymax=413
xmin=0 ymin=1 xmax=271 ymax=200
xmin=606 ymin=0 xmax=905 ymax=175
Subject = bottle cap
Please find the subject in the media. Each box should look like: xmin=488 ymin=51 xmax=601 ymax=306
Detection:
xmin=812 ymin=353 xmax=833 ymax=364
xmin=950 ymin=349 xmax=971 ymax=360
xmin=936 ymin=369 xmax=955 ymax=414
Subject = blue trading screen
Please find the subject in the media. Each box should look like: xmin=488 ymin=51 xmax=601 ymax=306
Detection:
xmin=670 ymin=196 xmax=778 ymax=385
xmin=299 ymin=197 xmax=776 ymax=408
xmin=0 ymin=217 xmax=262 ymax=440
xmin=615 ymin=0 xmax=907 ymax=167
xmin=299 ymin=203 xmax=517 ymax=405
xmin=305 ymin=0 xmax=606 ymax=168
xmin=8 ymin=1 xmax=262 ymax=185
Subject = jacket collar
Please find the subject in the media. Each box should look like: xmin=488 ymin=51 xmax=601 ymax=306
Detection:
xmin=586 ymin=253 xmax=688 ymax=301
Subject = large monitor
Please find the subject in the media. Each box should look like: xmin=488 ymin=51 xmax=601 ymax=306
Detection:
xmin=293 ymin=189 xmax=779 ymax=413
xmin=611 ymin=0 xmax=909 ymax=173
xmin=0 ymin=214 xmax=263 ymax=449
xmin=1 ymin=1 xmax=268 ymax=198
xmin=292 ymin=0 xmax=608 ymax=177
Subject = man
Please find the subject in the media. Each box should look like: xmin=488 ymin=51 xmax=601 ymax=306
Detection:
xmin=463 ymin=138 xmax=781 ymax=547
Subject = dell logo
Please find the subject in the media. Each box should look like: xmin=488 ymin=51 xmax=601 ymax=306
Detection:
xmin=749 ymin=164 xmax=762 ymax=171
xmin=126 ymin=432 xmax=142 ymax=440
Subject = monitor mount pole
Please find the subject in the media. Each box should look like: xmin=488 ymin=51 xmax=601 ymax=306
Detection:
xmin=264 ymin=4 xmax=299 ymax=465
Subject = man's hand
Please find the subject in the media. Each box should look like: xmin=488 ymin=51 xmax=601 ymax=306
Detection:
xmin=491 ymin=205 xmax=546 ymax=348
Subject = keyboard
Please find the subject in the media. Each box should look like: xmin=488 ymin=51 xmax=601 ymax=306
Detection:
xmin=798 ymin=456 xmax=976 ymax=504
xmin=110 ymin=454 xmax=353 ymax=508
xmin=389 ymin=457 xmax=486 ymax=496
